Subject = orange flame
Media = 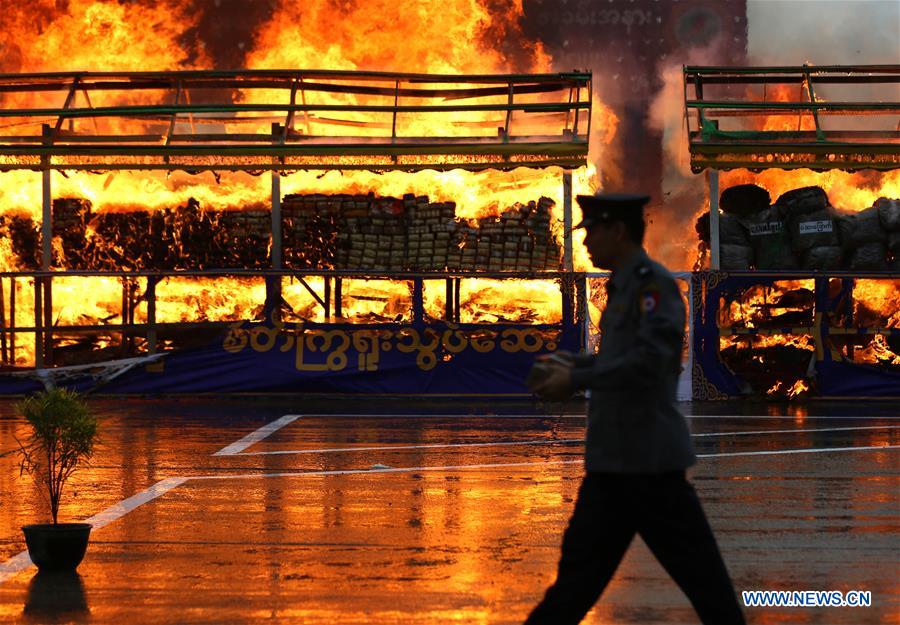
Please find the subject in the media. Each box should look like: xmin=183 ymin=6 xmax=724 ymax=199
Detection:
xmin=0 ymin=0 xmax=621 ymax=368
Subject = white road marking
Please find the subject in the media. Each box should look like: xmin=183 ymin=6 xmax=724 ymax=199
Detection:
xmin=0 ymin=477 xmax=188 ymax=584
xmin=0 ymin=553 xmax=33 ymax=585
xmin=234 ymin=425 xmax=900 ymax=456
xmin=227 ymin=413 xmax=900 ymax=421
xmin=697 ymin=444 xmax=900 ymax=459
xmin=686 ymin=415 xmax=900 ymax=420
xmin=271 ymin=413 xmax=584 ymax=419
xmin=693 ymin=425 xmax=900 ymax=437
xmin=213 ymin=414 xmax=302 ymax=456
xmin=191 ymin=444 xmax=900 ymax=481
xmin=236 ymin=438 xmax=583 ymax=456
xmin=84 ymin=477 xmax=189 ymax=529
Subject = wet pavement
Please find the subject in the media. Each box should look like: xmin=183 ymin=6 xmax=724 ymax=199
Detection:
xmin=0 ymin=398 xmax=898 ymax=624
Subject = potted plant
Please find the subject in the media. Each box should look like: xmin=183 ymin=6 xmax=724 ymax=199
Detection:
xmin=16 ymin=387 xmax=99 ymax=571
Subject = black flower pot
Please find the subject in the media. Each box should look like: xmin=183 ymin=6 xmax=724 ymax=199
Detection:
xmin=22 ymin=523 xmax=92 ymax=572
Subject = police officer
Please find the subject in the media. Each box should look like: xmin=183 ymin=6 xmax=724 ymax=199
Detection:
xmin=525 ymin=193 xmax=745 ymax=625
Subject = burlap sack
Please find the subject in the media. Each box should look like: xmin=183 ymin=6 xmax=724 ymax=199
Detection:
xmin=720 ymin=213 xmax=751 ymax=246
xmin=839 ymin=206 xmax=887 ymax=249
xmin=848 ymin=242 xmax=887 ymax=270
xmin=801 ymin=246 xmax=842 ymax=270
xmin=720 ymin=184 xmax=771 ymax=216
xmin=744 ymin=207 xmax=798 ymax=270
xmin=887 ymin=231 xmax=900 ymax=257
xmin=720 ymin=244 xmax=753 ymax=270
xmin=775 ymin=186 xmax=830 ymax=216
xmin=788 ymin=208 xmax=839 ymax=252
xmin=876 ymin=197 xmax=900 ymax=232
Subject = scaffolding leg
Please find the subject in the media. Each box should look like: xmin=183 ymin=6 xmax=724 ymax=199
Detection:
xmin=10 ymin=278 xmax=15 ymax=366
xmin=445 ymin=279 xmax=453 ymax=321
xmin=561 ymin=275 xmax=574 ymax=327
xmin=577 ymin=276 xmax=589 ymax=352
xmin=43 ymin=277 xmax=52 ymax=366
xmin=0 ymin=277 xmax=6 ymax=365
xmin=266 ymin=150 xmax=283 ymax=323
xmin=147 ymin=277 xmax=157 ymax=356
xmin=412 ymin=278 xmax=424 ymax=325
xmin=41 ymin=129 xmax=52 ymax=272
xmin=709 ymin=169 xmax=720 ymax=270
xmin=271 ymin=167 xmax=282 ymax=270
xmin=34 ymin=278 xmax=43 ymax=369
xmin=563 ymin=171 xmax=573 ymax=272
xmin=334 ymin=278 xmax=343 ymax=318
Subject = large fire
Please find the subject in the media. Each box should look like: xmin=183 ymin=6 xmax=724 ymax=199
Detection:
xmin=0 ymin=0 xmax=619 ymax=367
xmin=717 ymin=79 xmax=900 ymax=217
xmin=0 ymin=2 xmax=896 ymax=400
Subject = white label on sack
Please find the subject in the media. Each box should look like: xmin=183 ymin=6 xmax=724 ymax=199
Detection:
xmin=798 ymin=220 xmax=833 ymax=234
xmin=749 ymin=222 xmax=784 ymax=236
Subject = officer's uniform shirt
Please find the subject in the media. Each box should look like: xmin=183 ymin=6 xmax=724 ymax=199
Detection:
xmin=570 ymin=248 xmax=696 ymax=474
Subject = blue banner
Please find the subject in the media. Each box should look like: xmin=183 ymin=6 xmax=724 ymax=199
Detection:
xmin=692 ymin=272 xmax=900 ymax=399
xmin=56 ymin=320 xmax=583 ymax=395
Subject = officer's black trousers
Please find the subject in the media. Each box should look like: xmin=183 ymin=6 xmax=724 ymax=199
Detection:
xmin=524 ymin=471 xmax=745 ymax=625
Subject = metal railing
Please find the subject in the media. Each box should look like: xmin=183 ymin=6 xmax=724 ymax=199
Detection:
xmin=684 ymin=65 xmax=900 ymax=172
xmin=0 ymin=69 xmax=592 ymax=171
xmin=0 ymin=269 xmax=585 ymax=368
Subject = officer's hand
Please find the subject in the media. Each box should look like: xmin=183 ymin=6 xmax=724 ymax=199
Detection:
xmin=537 ymin=350 xmax=575 ymax=366
xmin=530 ymin=361 xmax=573 ymax=401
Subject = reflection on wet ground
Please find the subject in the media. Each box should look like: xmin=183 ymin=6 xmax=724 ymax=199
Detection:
xmin=0 ymin=398 xmax=898 ymax=624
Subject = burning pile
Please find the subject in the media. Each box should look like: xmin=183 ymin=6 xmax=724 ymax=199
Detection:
xmin=699 ymin=184 xmax=900 ymax=271
xmin=284 ymin=193 xmax=559 ymax=272
xmin=35 ymin=198 xmax=270 ymax=270
xmin=718 ymin=280 xmax=817 ymax=396
xmin=2 ymin=194 xmax=562 ymax=273
xmin=0 ymin=213 xmax=40 ymax=268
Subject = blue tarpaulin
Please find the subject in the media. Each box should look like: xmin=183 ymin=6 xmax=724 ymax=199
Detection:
xmin=0 ymin=321 xmax=580 ymax=395
xmin=692 ymin=272 xmax=900 ymax=398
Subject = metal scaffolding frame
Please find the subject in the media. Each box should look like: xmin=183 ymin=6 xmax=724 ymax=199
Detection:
xmin=0 ymin=269 xmax=584 ymax=369
xmin=683 ymin=64 xmax=900 ymax=269
xmin=0 ymin=70 xmax=593 ymax=369
xmin=0 ymin=69 xmax=591 ymax=171
xmin=684 ymin=64 xmax=899 ymax=174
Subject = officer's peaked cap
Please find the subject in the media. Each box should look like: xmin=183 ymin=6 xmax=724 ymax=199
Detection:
xmin=574 ymin=192 xmax=650 ymax=229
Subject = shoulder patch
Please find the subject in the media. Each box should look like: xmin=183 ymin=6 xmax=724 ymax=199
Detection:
xmin=638 ymin=282 xmax=661 ymax=315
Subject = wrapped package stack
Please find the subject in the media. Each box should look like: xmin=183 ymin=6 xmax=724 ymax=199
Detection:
xmin=281 ymin=192 xmax=561 ymax=272
xmin=470 ymin=197 xmax=561 ymax=272
xmin=4 ymin=198 xmax=273 ymax=270
xmin=4 ymin=193 xmax=563 ymax=272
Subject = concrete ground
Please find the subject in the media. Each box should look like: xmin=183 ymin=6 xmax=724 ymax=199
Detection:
xmin=0 ymin=397 xmax=898 ymax=624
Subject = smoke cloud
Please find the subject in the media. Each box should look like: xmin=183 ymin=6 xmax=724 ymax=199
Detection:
xmin=747 ymin=0 xmax=899 ymax=66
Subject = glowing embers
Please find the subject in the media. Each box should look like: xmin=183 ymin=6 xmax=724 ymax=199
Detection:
xmin=424 ymin=278 xmax=562 ymax=324
xmin=282 ymin=278 xmax=413 ymax=324
xmin=852 ymin=334 xmax=900 ymax=367
xmin=853 ymin=280 xmax=900 ymax=329
xmin=843 ymin=279 xmax=900 ymax=367
xmin=719 ymin=333 xmax=815 ymax=398
xmin=720 ymin=280 xmax=815 ymax=329
xmin=718 ymin=280 xmax=816 ymax=398
xmin=152 ymin=276 xmax=265 ymax=323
